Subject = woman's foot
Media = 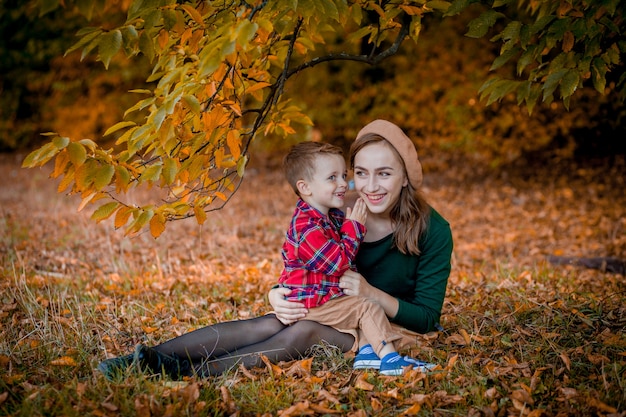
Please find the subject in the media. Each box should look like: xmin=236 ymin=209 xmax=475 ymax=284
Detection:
xmin=97 ymin=353 xmax=135 ymax=381
xmin=134 ymin=344 xmax=191 ymax=380
xmin=379 ymin=352 xmax=435 ymax=376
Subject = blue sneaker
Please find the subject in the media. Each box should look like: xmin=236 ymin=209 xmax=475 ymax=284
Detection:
xmin=379 ymin=353 xmax=435 ymax=376
xmin=353 ymin=344 xmax=381 ymax=369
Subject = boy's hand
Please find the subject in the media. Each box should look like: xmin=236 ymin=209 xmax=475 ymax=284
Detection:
xmin=346 ymin=198 xmax=367 ymax=225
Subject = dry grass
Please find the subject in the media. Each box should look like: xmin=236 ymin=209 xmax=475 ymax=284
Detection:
xmin=1 ymin=152 xmax=625 ymax=416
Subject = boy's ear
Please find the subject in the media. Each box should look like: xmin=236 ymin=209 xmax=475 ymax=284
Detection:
xmin=296 ymin=179 xmax=311 ymax=196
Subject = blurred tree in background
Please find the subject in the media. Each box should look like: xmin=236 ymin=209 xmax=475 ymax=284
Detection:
xmin=0 ymin=0 xmax=150 ymax=151
xmin=11 ymin=0 xmax=626 ymax=236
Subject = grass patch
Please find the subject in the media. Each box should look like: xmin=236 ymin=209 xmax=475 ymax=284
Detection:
xmin=1 ymin=158 xmax=625 ymax=415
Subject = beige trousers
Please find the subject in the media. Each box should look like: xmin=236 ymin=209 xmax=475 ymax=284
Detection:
xmin=302 ymin=295 xmax=402 ymax=356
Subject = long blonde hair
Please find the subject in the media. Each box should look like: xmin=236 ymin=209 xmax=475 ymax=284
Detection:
xmin=350 ymin=134 xmax=430 ymax=256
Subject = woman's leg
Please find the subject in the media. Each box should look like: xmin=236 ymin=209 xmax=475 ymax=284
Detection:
xmin=194 ymin=320 xmax=355 ymax=376
xmin=153 ymin=314 xmax=287 ymax=361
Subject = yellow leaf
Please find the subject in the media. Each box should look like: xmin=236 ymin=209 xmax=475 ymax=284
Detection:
xmin=50 ymin=356 xmax=77 ymax=366
xmin=77 ymin=192 xmax=96 ymax=212
xmin=114 ymin=206 xmax=134 ymax=229
xmin=226 ymin=130 xmax=241 ymax=160
xmin=180 ymin=4 xmax=204 ymax=26
xmin=52 ymin=150 xmax=70 ymax=179
xmin=142 ymin=326 xmax=159 ymax=334
xmin=157 ymin=29 xmax=169 ymax=50
xmin=354 ymin=373 xmax=374 ymax=390
xmin=149 ymin=212 xmax=166 ymax=238
xmin=194 ymin=205 xmax=207 ymax=225
xmin=402 ymin=403 xmax=421 ymax=415
xmin=57 ymin=169 xmax=75 ymax=193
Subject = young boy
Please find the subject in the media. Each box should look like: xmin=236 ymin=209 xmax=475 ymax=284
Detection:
xmin=279 ymin=141 xmax=433 ymax=376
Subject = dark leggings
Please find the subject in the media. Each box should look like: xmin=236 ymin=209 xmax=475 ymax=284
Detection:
xmin=153 ymin=315 xmax=355 ymax=376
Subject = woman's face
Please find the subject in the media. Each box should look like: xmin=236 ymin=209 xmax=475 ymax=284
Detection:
xmin=352 ymin=141 xmax=408 ymax=217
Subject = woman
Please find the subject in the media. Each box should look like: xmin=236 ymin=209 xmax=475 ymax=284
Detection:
xmin=98 ymin=119 xmax=453 ymax=379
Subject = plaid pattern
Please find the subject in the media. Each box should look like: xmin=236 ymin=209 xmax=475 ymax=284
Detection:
xmin=279 ymin=199 xmax=366 ymax=308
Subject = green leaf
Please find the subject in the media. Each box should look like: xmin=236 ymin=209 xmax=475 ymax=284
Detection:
xmin=529 ymin=15 xmax=555 ymax=36
xmin=127 ymin=0 xmax=159 ymax=22
xmin=501 ymin=21 xmax=521 ymax=42
xmin=91 ymin=202 xmax=119 ymax=223
xmin=68 ymin=142 xmax=87 ymax=165
xmin=65 ymin=29 xmax=102 ymax=57
xmin=53 ymin=136 xmax=70 ymax=149
xmin=542 ymin=69 xmax=568 ymax=101
xmin=38 ymin=0 xmax=60 ymax=16
xmin=235 ymin=20 xmax=258 ymax=46
xmin=426 ymin=1 xmax=451 ymax=12
xmin=79 ymin=139 xmax=97 ymax=152
xmin=115 ymin=165 xmax=131 ymax=187
xmin=139 ymin=31 xmax=155 ymax=62
xmin=466 ymin=10 xmax=504 ymax=39
xmin=75 ymin=0 xmax=95 ymax=20
xmin=93 ymin=164 xmax=115 ymax=190
xmin=126 ymin=208 xmax=154 ymax=235
xmin=490 ymin=46 xmax=519 ymax=71
xmin=99 ymin=30 xmax=122 ymax=69
xmin=182 ymin=95 xmax=201 ymax=115
xmin=592 ymin=57 xmax=608 ymax=93
xmin=560 ymin=70 xmax=579 ymax=99
xmin=237 ymin=155 xmax=248 ymax=178
xmin=445 ymin=0 xmax=471 ymax=16
xmin=104 ymin=121 xmax=137 ymax=137
xmin=141 ymin=164 xmax=162 ymax=183
xmin=162 ymin=158 xmax=177 ymax=185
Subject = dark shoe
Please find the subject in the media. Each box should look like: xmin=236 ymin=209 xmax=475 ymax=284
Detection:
xmin=134 ymin=344 xmax=190 ymax=380
xmin=97 ymin=353 xmax=135 ymax=381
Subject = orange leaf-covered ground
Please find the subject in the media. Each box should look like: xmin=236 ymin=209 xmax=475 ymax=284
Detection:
xmin=1 ymin=153 xmax=625 ymax=416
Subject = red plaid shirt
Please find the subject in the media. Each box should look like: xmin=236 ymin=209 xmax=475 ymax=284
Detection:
xmin=278 ymin=199 xmax=367 ymax=308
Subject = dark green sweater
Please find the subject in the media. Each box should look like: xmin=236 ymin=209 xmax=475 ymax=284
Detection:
xmin=354 ymin=208 xmax=453 ymax=334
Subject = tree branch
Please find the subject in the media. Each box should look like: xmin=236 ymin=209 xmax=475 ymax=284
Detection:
xmin=286 ymin=14 xmax=411 ymax=78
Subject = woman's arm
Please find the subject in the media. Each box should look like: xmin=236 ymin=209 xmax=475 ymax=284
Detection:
xmin=394 ymin=210 xmax=453 ymax=333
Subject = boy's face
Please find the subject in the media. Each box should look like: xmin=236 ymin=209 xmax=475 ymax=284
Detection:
xmin=297 ymin=154 xmax=348 ymax=215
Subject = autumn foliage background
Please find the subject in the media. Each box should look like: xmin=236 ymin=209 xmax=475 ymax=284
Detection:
xmin=1 ymin=1 xmax=626 ymax=416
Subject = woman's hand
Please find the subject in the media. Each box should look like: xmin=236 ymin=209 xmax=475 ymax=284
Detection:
xmin=268 ymin=287 xmax=308 ymax=325
xmin=339 ymin=270 xmax=374 ymax=298
xmin=339 ymin=270 xmax=400 ymax=319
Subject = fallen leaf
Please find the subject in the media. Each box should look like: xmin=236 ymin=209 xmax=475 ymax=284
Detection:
xmin=402 ymin=403 xmax=421 ymax=415
xmin=309 ymin=402 xmax=341 ymax=414
xmin=354 ymin=373 xmax=374 ymax=391
xmin=50 ymin=356 xmax=77 ymax=366
xmin=278 ymin=400 xmax=314 ymax=416
xmin=559 ymin=352 xmax=571 ymax=371
xmin=370 ymin=396 xmax=383 ymax=411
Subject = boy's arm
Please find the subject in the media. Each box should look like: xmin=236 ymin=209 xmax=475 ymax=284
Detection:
xmin=297 ymin=219 xmax=365 ymax=278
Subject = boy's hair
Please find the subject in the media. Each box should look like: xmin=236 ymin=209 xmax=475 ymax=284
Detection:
xmin=283 ymin=141 xmax=344 ymax=196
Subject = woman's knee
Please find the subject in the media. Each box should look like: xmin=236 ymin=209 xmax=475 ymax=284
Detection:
xmin=282 ymin=321 xmax=353 ymax=351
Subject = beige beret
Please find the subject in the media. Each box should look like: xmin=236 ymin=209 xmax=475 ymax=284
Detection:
xmin=355 ymin=120 xmax=423 ymax=188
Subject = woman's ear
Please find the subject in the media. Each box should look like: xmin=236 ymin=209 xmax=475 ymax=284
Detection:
xmin=296 ymin=179 xmax=311 ymax=196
